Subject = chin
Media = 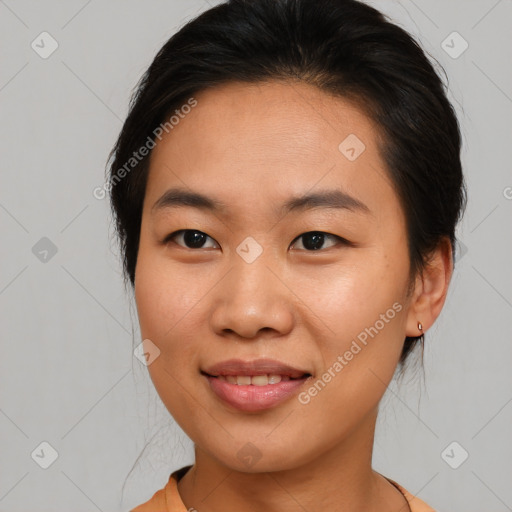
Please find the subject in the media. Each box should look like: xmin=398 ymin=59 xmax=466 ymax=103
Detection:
xmin=202 ymin=437 xmax=314 ymax=474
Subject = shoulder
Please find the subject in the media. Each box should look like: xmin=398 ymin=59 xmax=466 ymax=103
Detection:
xmin=130 ymin=466 xmax=192 ymax=512
xmin=385 ymin=477 xmax=437 ymax=512
xmin=130 ymin=485 xmax=167 ymax=512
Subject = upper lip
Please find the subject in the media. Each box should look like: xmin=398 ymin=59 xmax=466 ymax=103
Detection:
xmin=202 ymin=358 xmax=311 ymax=378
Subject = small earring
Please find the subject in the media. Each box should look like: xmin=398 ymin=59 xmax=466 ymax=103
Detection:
xmin=418 ymin=322 xmax=423 ymax=332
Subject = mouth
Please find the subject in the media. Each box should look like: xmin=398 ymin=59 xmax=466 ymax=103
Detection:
xmin=200 ymin=358 xmax=313 ymax=412
xmin=202 ymin=357 xmax=312 ymax=379
xmin=200 ymin=372 xmax=312 ymax=385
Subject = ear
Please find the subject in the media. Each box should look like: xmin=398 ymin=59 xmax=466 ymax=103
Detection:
xmin=405 ymin=237 xmax=454 ymax=337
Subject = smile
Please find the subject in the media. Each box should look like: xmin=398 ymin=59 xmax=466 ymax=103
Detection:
xmin=202 ymin=372 xmax=312 ymax=412
xmin=213 ymin=374 xmax=300 ymax=385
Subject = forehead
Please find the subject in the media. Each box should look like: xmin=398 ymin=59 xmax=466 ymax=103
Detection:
xmin=145 ymin=80 xmax=396 ymax=220
xmin=156 ymin=80 xmax=376 ymax=162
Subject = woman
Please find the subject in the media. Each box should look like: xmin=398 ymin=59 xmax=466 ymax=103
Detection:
xmin=108 ymin=0 xmax=467 ymax=510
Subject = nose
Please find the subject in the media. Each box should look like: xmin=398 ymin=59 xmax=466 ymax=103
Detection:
xmin=209 ymin=253 xmax=295 ymax=340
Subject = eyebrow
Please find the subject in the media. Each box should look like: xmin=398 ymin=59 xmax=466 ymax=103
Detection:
xmin=151 ymin=187 xmax=371 ymax=217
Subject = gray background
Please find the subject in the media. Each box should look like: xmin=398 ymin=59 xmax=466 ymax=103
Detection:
xmin=0 ymin=0 xmax=511 ymax=511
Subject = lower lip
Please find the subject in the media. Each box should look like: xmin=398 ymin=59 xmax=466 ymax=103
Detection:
xmin=204 ymin=374 xmax=310 ymax=412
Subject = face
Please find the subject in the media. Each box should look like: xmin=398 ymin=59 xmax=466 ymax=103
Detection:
xmin=134 ymin=80 xmax=415 ymax=472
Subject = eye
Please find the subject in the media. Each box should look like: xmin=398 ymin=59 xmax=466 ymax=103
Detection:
xmin=163 ymin=229 xmax=219 ymax=249
xmin=163 ymin=229 xmax=351 ymax=252
xmin=290 ymin=231 xmax=349 ymax=251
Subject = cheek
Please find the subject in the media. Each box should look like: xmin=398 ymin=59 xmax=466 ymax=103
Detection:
xmin=134 ymin=250 xmax=208 ymax=342
xmin=297 ymin=297 xmax=406 ymax=439
xmin=134 ymin=253 xmax=216 ymax=414
xmin=303 ymin=248 xmax=408 ymax=334
xmin=134 ymin=264 xmax=172 ymax=342
xmin=134 ymin=256 xmax=209 ymax=426
xmin=304 ymin=250 xmax=409 ymax=391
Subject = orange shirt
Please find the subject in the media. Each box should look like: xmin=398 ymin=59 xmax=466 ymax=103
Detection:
xmin=131 ymin=465 xmax=436 ymax=512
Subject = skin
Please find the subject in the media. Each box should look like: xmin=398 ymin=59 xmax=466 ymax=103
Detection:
xmin=134 ymin=80 xmax=453 ymax=512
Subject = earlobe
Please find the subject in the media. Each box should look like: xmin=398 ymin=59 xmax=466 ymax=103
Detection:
xmin=405 ymin=237 xmax=453 ymax=337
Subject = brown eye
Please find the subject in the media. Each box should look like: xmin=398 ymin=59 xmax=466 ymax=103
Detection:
xmin=291 ymin=231 xmax=348 ymax=251
xmin=164 ymin=230 xmax=219 ymax=249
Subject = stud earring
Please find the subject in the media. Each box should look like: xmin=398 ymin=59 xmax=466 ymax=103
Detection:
xmin=418 ymin=322 xmax=423 ymax=332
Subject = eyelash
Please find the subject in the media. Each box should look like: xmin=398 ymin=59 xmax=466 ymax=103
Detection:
xmin=162 ymin=229 xmax=353 ymax=251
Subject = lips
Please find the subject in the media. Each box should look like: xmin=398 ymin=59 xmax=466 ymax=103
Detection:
xmin=214 ymin=374 xmax=291 ymax=386
xmin=201 ymin=358 xmax=313 ymax=412
xmin=202 ymin=358 xmax=311 ymax=379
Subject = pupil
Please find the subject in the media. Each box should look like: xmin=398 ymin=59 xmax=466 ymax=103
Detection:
xmin=184 ymin=230 xmax=206 ymax=248
xmin=303 ymin=232 xmax=324 ymax=250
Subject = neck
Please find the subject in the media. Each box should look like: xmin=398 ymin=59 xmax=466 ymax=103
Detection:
xmin=177 ymin=406 xmax=408 ymax=512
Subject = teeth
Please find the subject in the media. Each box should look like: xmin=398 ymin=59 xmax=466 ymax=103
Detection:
xmin=250 ymin=375 xmax=268 ymax=386
xmin=216 ymin=374 xmax=296 ymax=385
